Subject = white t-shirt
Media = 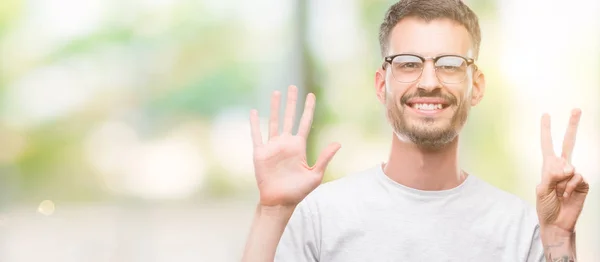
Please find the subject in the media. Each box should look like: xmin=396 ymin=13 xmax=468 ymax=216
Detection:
xmin=275 ymin=164 xmax=544 ymax=262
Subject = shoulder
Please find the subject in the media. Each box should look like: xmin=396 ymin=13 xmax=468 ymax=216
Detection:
xmin=309 ymin=165 xmax=380 ymax=199
xmin=297 ymin=165 xmax=381 ymax=211
xmin=468 ymin=175 xmax=539 ymax=222
xmin=469 ymin=175 xmax=531 ymax=205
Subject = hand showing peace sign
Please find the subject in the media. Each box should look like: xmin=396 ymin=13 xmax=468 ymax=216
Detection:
xmin=536 ymin=108 xmax=589 ymax=233
xmin=249 ymin=85 xmax=341 ymax=208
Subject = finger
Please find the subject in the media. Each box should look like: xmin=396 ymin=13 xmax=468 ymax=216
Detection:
xmin=542 ymin=158 xmax=574 ymax=188
xmin=563 ymin=163 xmax=575 ymax=175
xmin=296 ymin=93 xmax=316 ymax=139
xmin=563 ymin=173 xmax=584 ymax=198
xmin=312 ymin=142 xmax=342 ymax=174
xmin=268 ymin=91 xmax=281 ymax=139
xmin=540 ymin=113 xmax=555 ymax=158
xmin=282 ymin=85 xmax=298 ymax=134
xmin=556 ymin=180 xmax=568 ymax=198
xmin=249 ymin=109 xmax=263 ymax=147
xmin=561 ymin=108 xmax=582 ymax=162
xmin=555 ymin=160 xmax=575 ymax=196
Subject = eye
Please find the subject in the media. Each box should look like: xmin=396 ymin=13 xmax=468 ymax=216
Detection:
xmin=391 ymin=55 xmax=423 ymax=71
xmin=400 ymin=62 xmax=420 ymax=69
xmin=439 ymin=65 xmax=460 ymax=71
xmin=436 ymin=56 xmax=467 ymax=72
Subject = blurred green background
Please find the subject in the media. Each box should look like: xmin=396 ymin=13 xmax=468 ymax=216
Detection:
xmin=0 ymin=0 xmax=598 ymax=261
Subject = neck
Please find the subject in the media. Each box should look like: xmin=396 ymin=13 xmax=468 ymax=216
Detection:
xmin=383 ymin=133 xmax=466 ymax=191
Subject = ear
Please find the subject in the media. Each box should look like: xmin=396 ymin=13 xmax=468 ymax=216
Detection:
xmin=375 ymin=67 xmax=387 ymax=104
xmin=471 ymin=68 xmax=485 ymax=106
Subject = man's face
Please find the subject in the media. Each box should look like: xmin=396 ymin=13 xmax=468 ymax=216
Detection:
xmin=375 ymin=17 xmax=485 ymax=150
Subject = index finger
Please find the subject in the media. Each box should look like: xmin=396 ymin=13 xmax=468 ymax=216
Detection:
xmin=296 ymin=93 xmax=316 ymax=139
xmin=540 ymin=113 xmax=555 ymax=158
xmin=250 ymin=109 xmax=263 ymax=147
xmin=561 ymin=108 xmax=582 ymax=162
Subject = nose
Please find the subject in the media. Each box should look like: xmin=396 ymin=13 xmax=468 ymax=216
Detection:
xmin=417 ymin=61 xmax=441 ymax=90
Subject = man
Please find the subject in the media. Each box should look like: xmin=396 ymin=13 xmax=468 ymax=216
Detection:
xmin=242 ymin=0 xmax=589 ymax=261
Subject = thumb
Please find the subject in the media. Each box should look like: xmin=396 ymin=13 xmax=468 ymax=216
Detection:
xmin=313 ymin=142 xmax=341 ymax=174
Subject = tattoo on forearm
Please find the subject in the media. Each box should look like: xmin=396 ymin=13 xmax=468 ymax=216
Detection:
xmin=547 ymin=255 xmax=573 ymax=262
xmin=544 ymin=242 xmax=575 ymax=262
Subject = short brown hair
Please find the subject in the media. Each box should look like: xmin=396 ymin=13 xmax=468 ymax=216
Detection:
xmin=378 ymin=0 xmax=481 ymax=59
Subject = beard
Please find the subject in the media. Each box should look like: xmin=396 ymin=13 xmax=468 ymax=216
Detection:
xmin=386 ymin=88 xmax=470 ymax=150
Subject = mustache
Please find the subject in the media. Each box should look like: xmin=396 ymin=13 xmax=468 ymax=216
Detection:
xmin=400 ymin=89 xmax=457 ymax=106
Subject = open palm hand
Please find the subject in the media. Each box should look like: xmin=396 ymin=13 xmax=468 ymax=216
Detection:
xmin=249 ymin=85 xmax=341 ymax=207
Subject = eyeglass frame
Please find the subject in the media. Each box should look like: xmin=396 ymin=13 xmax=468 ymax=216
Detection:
xmin=381 ymin=53 xmax=477 ymax=84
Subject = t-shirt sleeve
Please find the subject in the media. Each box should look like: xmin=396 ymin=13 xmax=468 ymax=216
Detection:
xmin=526 ymin=224 xmax=545 ymax=262
xmin=274 ymin=199 xmax=321 ymax=262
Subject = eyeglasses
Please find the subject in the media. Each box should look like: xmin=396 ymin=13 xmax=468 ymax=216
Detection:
xmin=382 ymin=54 xmax=476 ymax=84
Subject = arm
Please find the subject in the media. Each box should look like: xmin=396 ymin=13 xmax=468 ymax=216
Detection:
xmin=243 ymin=86 xmax=339 ymax=262
xmin=242 ymin=205 xmax=295 ymax=262
xmin=536 ymin=110 xmax=589 ymax=262
xmin=541 ymin=226 xmax=577 ymax=262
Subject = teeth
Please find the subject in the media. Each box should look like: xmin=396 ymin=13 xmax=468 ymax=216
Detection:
xmin=412 ymin=103 xmax=443 ymax=110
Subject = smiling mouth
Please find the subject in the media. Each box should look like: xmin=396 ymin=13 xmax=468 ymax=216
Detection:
xmin=406 ymin=102 xmax=450 ymax=111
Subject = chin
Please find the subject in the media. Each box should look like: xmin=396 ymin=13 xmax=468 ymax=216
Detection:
xmin=386 ymin=103 xmax=465 ymax=149
xmin=407 ymin=116 xmax=452 ymax=130
xmin=406 ymin=131 xmax=457 ymax=150
xmin=398 ymin=120 xmax=459 ymax=149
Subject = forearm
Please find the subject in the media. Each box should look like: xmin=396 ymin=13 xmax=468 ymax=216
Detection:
xmin=242 ymin=205 xmax=296 ymax=262
xmin=541 ymin=226 xmax=577 ymax=262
